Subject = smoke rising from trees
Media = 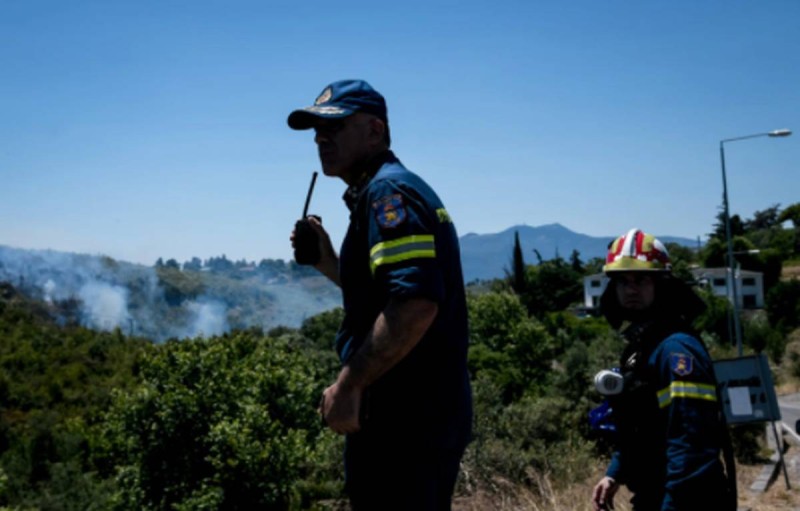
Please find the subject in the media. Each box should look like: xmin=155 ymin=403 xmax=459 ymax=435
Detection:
xmin=0 ymin=245 xmax=338 ymax=341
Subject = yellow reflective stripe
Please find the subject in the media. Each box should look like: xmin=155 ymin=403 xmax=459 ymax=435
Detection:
xmin=370 ymin=235 xmax=435 ymax=273
xmin=370 ymin=235 xmax=435 ymax=256
xmin=658 ymin=381 xmax=718 ymax=408
xmin=436 ymin=208 xmax=452 ymax=223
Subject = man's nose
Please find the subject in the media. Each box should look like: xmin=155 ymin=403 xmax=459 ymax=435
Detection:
xmin=314 ymin=128 xmax=335 ymax=144
xmin=619 ymin=281 xmax=639 ymax=292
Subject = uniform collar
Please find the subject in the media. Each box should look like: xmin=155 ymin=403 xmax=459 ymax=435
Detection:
xmin=342 ymin=150 xmax=396 ymax=211
xmin=621 ymin=316 xmax=689 ymax=351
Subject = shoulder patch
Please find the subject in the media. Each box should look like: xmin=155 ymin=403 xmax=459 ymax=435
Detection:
xmin=670 ymin=352 xmax=694 ymax=377
xmin=372 ymin=194 xmax=407 ymax=229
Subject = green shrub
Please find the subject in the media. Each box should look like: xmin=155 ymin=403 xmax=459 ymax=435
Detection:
xmin=766 ymin=280 xmax=800 ymax=333
xmin=729 ymin=423 xmax=768 ymax=464
xmin=100 ymin=332 xmax=331 ymax=510
xmin=743 ymin=313 xmax=787 ymax=363
xmin=468 ymin=292 xmax=555 ymax=401
xmin=463 ymin=387 xmax=594 ymax=494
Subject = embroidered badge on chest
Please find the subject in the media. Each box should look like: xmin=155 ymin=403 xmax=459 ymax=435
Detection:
xmin=373 ymin=194 xmax=407 ymax=229
xmin=670 ymin=352 xmax=694 ymax=376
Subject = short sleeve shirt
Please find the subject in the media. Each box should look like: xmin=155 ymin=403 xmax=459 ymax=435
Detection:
xmin=335 ymin=152 xmax=472 ymax=446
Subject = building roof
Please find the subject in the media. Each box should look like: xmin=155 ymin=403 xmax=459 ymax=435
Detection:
xmin=690 ymin=267 xmax=763 ymax=278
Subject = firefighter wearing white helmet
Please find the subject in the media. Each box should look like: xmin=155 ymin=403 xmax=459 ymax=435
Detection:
xmin=591 ymin=229 xmax=736 ymax=511
xmin=604 ymin=228 xmax=671 ymax=272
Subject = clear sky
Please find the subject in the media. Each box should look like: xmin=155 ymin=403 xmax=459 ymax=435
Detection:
xmin=2 ymin=0 xmax=798 ymax=266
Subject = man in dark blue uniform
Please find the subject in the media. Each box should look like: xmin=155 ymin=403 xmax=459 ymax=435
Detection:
xmin=591 ymin=229 xmax=736 ymax=511
xmin=288 ymin=79 xmax=472 ymax=510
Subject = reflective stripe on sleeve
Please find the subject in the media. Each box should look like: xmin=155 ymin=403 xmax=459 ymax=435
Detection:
xmin=657 ymin=381 xmax=718 ymax=408
xmin=369 ymin=235 xmax=435 ymax=273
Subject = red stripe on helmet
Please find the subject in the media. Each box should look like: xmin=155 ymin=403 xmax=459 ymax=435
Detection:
xmin=635 ymin=230 xmax=645 ymax=258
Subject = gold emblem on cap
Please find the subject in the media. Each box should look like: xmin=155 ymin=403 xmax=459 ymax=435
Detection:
xmin=315 ymin=87 xmax=332 ymax=105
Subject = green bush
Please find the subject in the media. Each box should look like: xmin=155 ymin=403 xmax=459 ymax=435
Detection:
xmin=468 ymin=292 xmax=555 ymax=402
xmin=766 ymin=280 xmax=800 ymax=333
xmin=463 ymin=390 xmax=594 ymax=493
xmin=694 ymin=289 xmax=734 ymax=348
xmin=99 ymin=332 xmax=332 ymax=510
xmin=729 ymin=423 xmax=768 ymax=464
xmin=743 ymin=313 xmax=787 ymax=363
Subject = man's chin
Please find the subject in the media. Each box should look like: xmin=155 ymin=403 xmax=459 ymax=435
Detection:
xmin=318 ymin=159 xmax=337 ymax=174
xmin=320 ymin=165 xmax=342 ymax=177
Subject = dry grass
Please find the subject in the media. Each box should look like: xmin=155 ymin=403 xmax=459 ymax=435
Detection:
xmin=453 ymin=465 xmax=633 ymax=511
xmin=451 ymin=458 xmax=800 ymax=511
xmin=781 ymin=263 xmax=800 ymax=282
xmin=774 ymin=330 xmax=800 ymax=394
xmin=736 ymin=460 xmax=800 ymax=511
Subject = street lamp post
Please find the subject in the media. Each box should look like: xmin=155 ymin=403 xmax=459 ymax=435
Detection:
xmin=719 ymin=129 xmax=791 ymax=356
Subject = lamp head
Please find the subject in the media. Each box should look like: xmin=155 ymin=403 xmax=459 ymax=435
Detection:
xmin=769 ymin=129 xmax=792 ymax=137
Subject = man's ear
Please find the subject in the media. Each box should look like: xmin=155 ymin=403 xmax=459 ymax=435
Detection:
xmin=367 ymin=117 xmax=387 ymax=146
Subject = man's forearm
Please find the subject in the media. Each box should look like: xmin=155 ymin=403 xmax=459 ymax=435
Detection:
xmin=336 ymin=297 xmax=438 ymax=391
xmin=315 ymin=256 xmax=341 ymax=287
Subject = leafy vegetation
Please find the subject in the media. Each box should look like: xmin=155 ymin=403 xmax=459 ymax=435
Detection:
xmin=0 ymin=202 xmax=799 ymax=509
xmin=99 ymin=333 xmax=330 ymax=510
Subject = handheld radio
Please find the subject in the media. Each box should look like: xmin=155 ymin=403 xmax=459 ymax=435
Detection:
xmin=294 ymin=172 xmax=321 ymax=265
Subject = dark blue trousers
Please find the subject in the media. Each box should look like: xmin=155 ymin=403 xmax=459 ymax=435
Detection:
xmin=344 ymin=431 xmax=466 ymax=511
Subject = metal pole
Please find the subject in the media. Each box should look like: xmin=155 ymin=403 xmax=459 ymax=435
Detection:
xmin=720 ymin=142 xmax=743 ymax=356
xmin=718 ymin=129 xmax=791 ymax=355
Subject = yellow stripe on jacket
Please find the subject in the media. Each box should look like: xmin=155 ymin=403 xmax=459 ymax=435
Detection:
xmin=657 ymin=381 xmax=717 ymax=408
xmin=369 ymin=235 xmax=436 ymax=274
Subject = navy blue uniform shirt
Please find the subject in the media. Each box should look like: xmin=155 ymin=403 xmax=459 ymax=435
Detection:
xmin=608 ymin=330 xmax=727 ymax=510
xmin=335 ymin=151 xmax=472 ymax=448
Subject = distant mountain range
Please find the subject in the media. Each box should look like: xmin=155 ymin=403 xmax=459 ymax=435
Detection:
xmin=458 ymin=223 xmax=697 ymax=282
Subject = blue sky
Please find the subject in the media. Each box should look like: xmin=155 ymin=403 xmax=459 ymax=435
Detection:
xmin=2 ymin=1 xmax=798 ymax=266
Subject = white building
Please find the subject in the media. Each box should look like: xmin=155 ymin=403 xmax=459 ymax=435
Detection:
xmin=690 ymin=267 xmax=765 ymax=309
xmin=582 ymin=267 xmax=765 ymax=311
xmin=583 ymin=274 xmax=607 ymax=309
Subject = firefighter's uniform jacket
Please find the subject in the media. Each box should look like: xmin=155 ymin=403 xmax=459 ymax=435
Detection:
xmin=607 ymin=321 xmax=732 ymax=510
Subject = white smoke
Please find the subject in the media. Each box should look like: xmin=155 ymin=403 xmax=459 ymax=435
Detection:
xmin=0 ymin=245 xmax=340 ymax=342
xmin=0 ymin=245 xmax=151 ymax=336
xmin=77 ymin=281 xmax=130 ymax=331
xmin=43 ymin=279 xmax=56 ymax=303
xmin=185 ymin=299 xmax=229 ymax=338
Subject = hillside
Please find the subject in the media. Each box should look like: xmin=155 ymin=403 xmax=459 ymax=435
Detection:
xmin=1 ymin=213 xmax=798 ymax=509
xmin=2 ymin=278 xmax=797 ymax=510
xmin=0 ymin=245 xmax=341 ymax=342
